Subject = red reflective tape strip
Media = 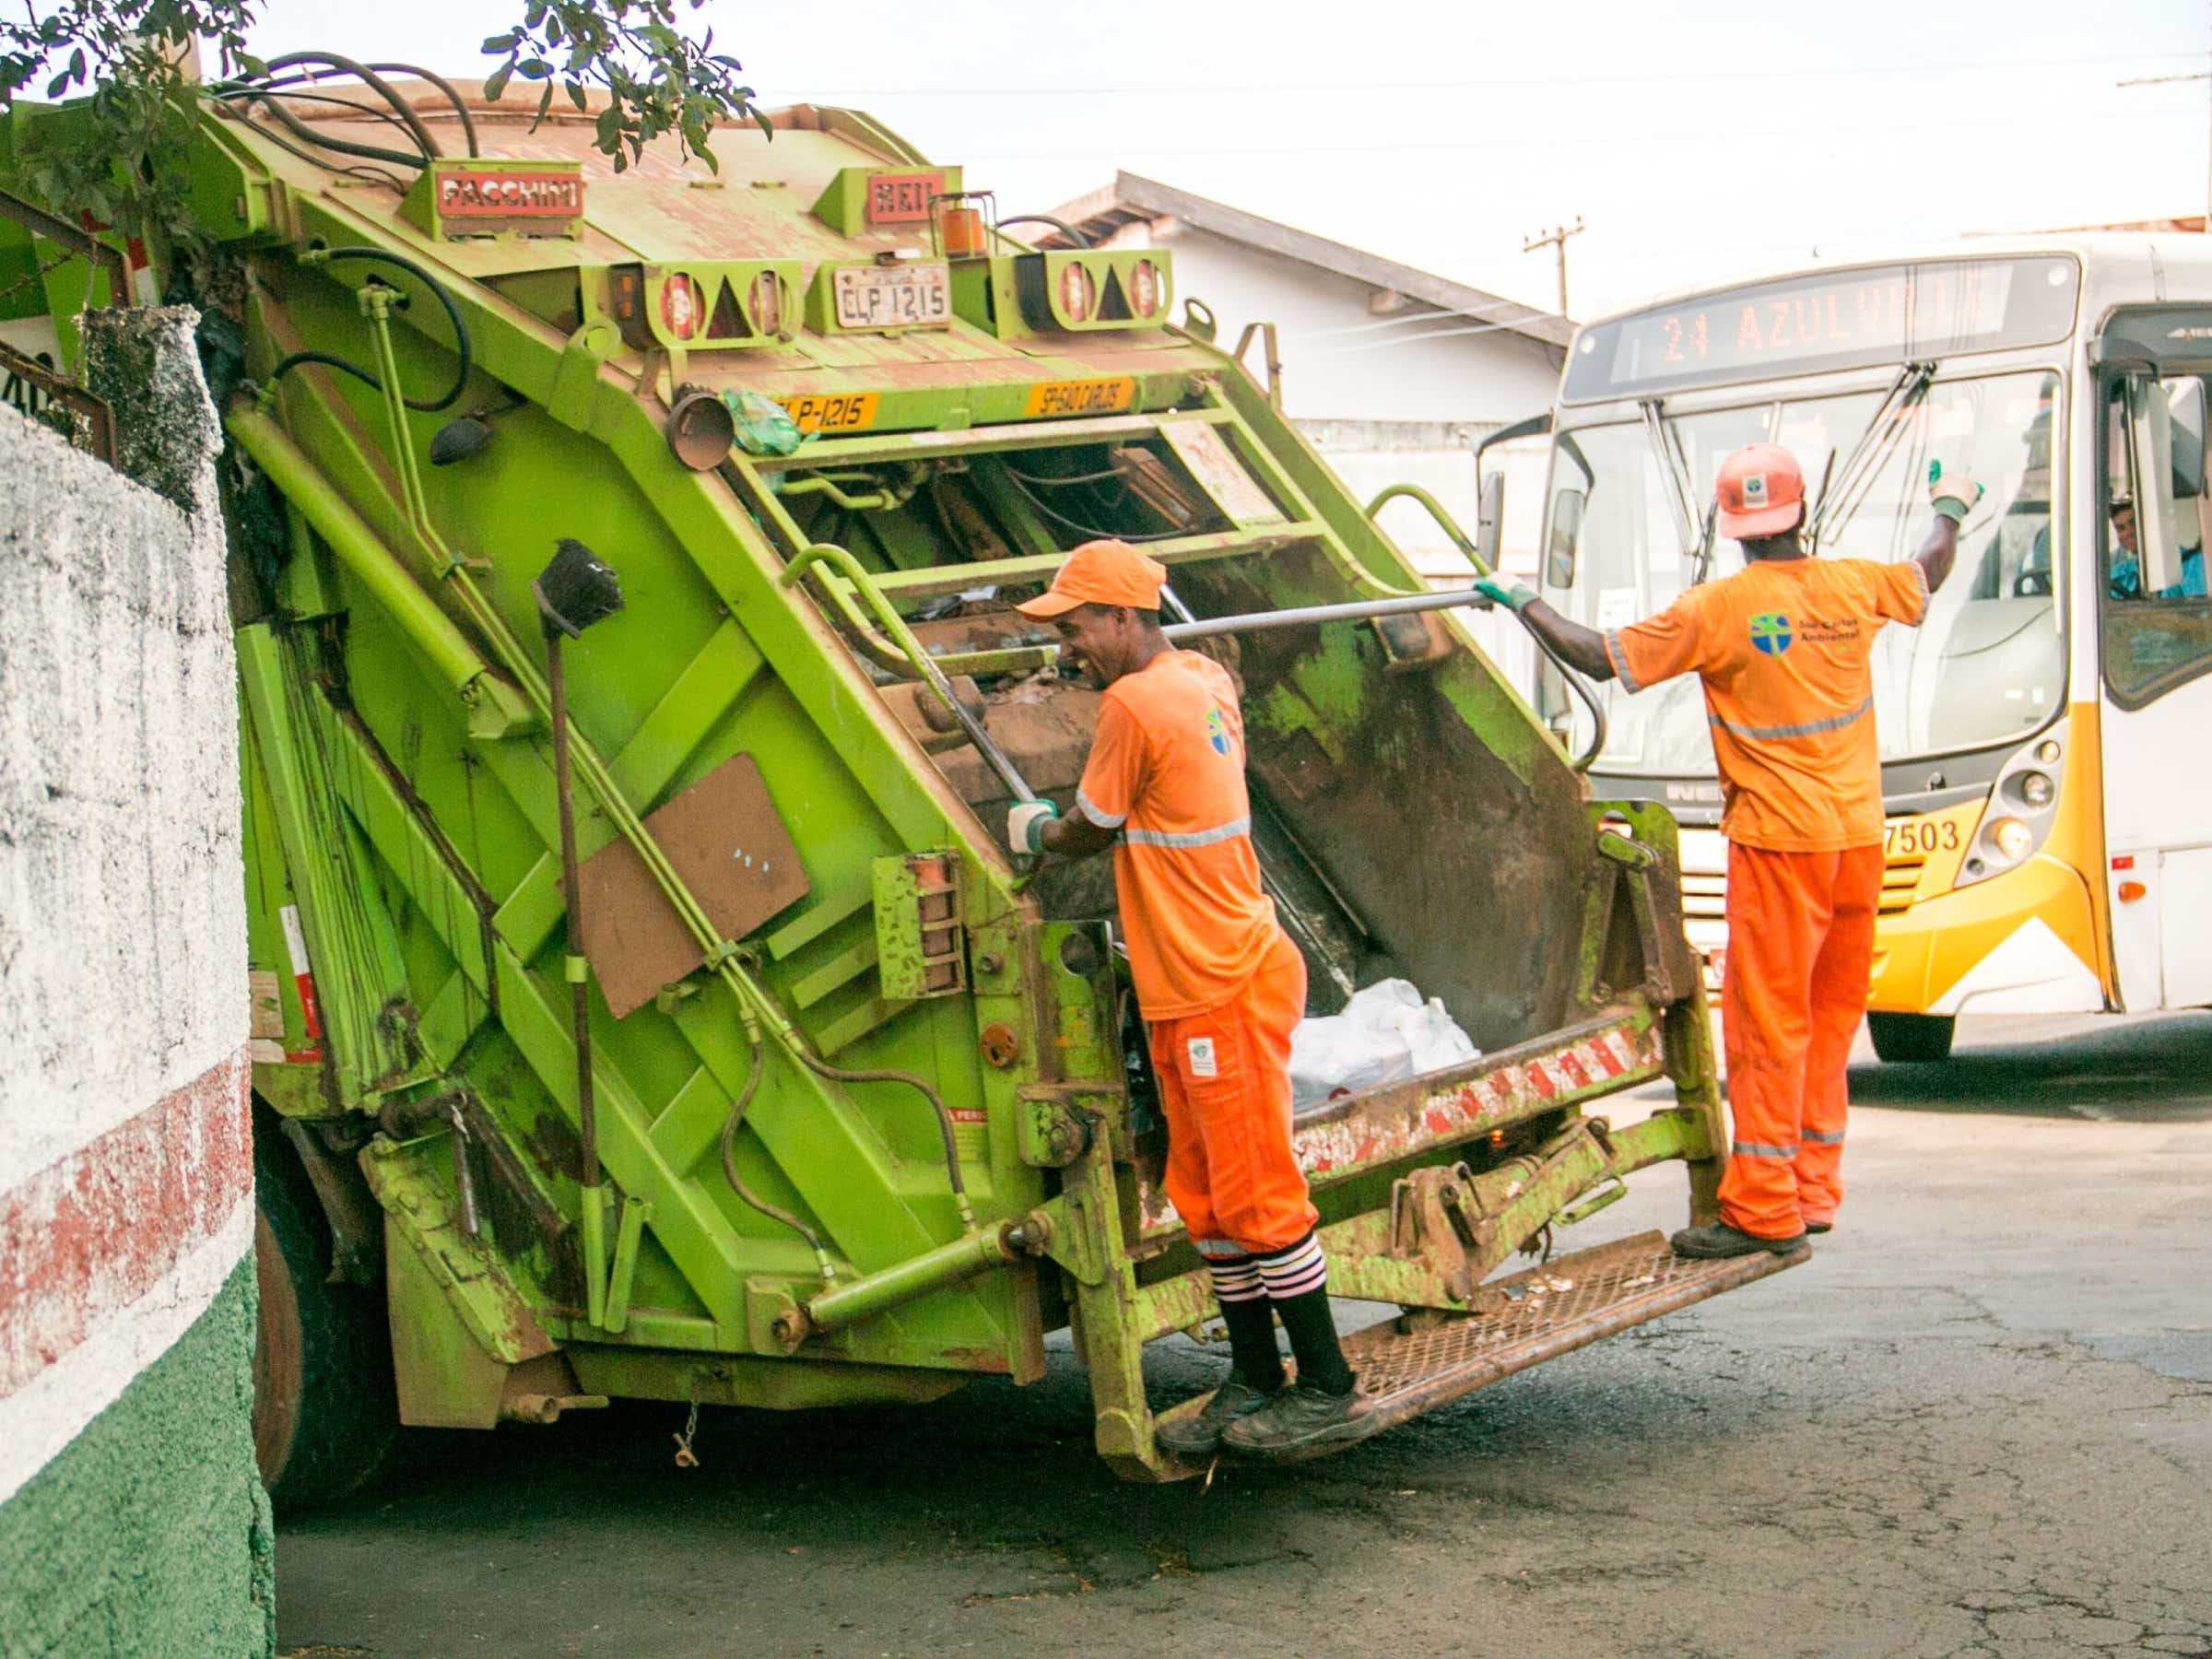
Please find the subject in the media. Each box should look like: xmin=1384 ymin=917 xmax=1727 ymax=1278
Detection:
xmin=1555 ymin=1049 xmax=1592 ymax=1088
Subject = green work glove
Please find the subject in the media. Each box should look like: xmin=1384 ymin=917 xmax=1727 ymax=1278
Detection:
xmin=1928 ymin=461 xmax=1983 ymax=523
xmin=1475 ymin=574 xmax=1539 ymax=613
xmin=1006 ymin=799 xmax=1058 ymax=853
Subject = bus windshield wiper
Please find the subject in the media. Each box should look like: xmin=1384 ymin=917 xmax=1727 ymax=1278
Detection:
xmin=1807 ymin=360 xmax=1936 ymax=553
xmin=1638 ymin=397 xmax=1703 ymax=559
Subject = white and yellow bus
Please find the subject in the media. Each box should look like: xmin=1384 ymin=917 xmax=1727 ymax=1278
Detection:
xmin=1492 ymin=237 xmax=2212 ymax=1062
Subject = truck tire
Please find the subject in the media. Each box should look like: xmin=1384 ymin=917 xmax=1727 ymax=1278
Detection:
xmin=1867 ymin=1012 xmax=1956 ymax=1065
xmin=252 ymin=1115 xmax=396 ymax=1511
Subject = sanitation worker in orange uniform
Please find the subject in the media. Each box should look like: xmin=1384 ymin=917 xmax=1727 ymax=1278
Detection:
xmin=1477 ymin=447 xmax=1977 ymax=1256
xmin=1005 ymin=540 xmax=1363 ymax=1459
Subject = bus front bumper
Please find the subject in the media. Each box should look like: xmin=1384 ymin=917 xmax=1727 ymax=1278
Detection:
xmin=1867 ymin=853 xmax=2109 ymax=1018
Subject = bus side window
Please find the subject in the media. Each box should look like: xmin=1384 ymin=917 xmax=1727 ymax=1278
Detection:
xmin=2102 ymin=373 xmax=2212 ymax=709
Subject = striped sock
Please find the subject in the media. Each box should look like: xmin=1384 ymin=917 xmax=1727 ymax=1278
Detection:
xmin=1200 ymin=1246 xmax=1283 ymax=1390
xmin=1257 ymin=1232 xmax=1355 ymax=1396
xmin=1254 ymin=1232 xmax=1329 ymax=1300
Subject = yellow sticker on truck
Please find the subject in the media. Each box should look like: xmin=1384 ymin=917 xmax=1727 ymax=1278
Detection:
xmin=1024 ymin=376 xmax=1136 ymax=418
xmin=778 ymin=391 xmax=880 ymax=434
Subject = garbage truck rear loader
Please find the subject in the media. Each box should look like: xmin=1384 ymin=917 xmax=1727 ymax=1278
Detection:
xmin=1 ymin=65 xmax=1803 ymax=1500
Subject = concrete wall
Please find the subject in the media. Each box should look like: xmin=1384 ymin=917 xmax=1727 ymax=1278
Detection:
xmin=0 ymin=308 xmax=270 ymax=1655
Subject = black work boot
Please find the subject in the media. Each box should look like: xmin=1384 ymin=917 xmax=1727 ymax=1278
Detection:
xmin=1670 ymin=1220 xmax=1808 ymax=1258
xmin=1154 ymin=1377 xmax=1277 ymax=1459
xmin=1220 ymin=1379 xmax=1372 ymax=1461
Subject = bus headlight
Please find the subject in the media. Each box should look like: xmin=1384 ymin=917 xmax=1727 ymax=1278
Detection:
xmin=1987 ymin=817 xmax=2034 ymax=864
xmin=1955 ymin=733 xmax=2064 ymax=889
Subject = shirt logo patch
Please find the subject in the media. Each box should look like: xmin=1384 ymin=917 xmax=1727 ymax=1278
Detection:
xmin=1749 ymin=612 xmax=1794 ymax=655
xmin=1205 ymin=707 xmax=1230 ymax=756
xmin=1187 ymin=1036 xmax=1218 ymax=1077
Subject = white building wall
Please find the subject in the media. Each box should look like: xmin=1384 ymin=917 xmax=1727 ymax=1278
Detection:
xmin=1100 ymin=226 xmax=1563 ymax=693
xmin=1148 ymin=228 xmax=1564 ymax=424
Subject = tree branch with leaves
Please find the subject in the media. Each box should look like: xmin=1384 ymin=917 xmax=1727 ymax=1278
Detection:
xmin=0 ymin=0 xmax=766 ymax=254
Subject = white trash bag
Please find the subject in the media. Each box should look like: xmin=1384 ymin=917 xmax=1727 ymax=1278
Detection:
xmin=1288 ymin=978 xmax=1479 ymax=1111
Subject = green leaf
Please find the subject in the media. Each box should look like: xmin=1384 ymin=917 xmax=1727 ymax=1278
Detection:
xmin=594 ymin=104 xmax=619 ymax=145
xmin=44 ymin=70 xmax=69 ymax=99
xmin=531 ymin=81 xmax=553 ymax=129
xmin=480 ymin=32 xmax=517 ymax=52
xmin=484 ymin=58 xmax=514 ymax=100
xmin=566 ymin=78 xmax=585 ymax=111
xmin=750 ymin=103 xmax=773 ymax=141
xmin=67 ymin=47 xmax=83 ymax=78
xmin=518 ymin=57 xmax=551 ymax=79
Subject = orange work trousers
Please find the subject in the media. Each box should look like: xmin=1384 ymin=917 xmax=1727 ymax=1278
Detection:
xmin=1147 ymin=932 xmax=1318 ymax=1255
xmin=1719 ymin=841 xmax=1882 ymax=1240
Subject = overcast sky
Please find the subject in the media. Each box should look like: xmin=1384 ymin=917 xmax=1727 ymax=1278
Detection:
xmin=250 ymin=0 xmax=2211 ymax=321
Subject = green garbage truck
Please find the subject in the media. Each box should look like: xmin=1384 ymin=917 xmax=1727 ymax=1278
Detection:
xmin=1 ymin=57 xmax=1802 ymax=1502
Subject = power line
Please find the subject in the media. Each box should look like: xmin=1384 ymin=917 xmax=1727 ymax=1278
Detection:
xmin=778 ymin=49 xmax=2203 ymax=100
xmin=945 ymin=105 xmax=2196 ymax=164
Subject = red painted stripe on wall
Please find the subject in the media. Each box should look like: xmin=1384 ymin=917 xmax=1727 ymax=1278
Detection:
xmin=0 ymin=1046 xmax=253 ymax=1400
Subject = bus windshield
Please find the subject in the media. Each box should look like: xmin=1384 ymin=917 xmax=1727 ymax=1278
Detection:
xmin=1547 ymin=370 xmax=2061 ymax=775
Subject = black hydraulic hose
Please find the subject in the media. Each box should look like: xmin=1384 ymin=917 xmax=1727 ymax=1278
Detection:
xmin=225 ymin=87 xmax=429 ymax=170
xmin=998 ymin=214 xmax=1091 ymax=247
xmin=794 ymin=1049 xmax=969 ymax=1205
xmin=268 ymin=247 xmax=474 ymax=413
xmin=260 ymin=51 xmax=444 ymax=161
xmin=213 ymin=100 xmax=407 ymax=191
xmin=214 ymin=85 xmax=431 ymax=153
xmin=1524 ymin=624 xmax=1608 ymax=772
xmin=364 ymin=62 xmax=480 ymax=158
xmin=718 ymin=1036 xmax=832 ymax=1263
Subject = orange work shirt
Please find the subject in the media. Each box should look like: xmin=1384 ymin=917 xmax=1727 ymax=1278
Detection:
xmin=1077 ymin=650 xmax=1282 ymax=1019
xmin=1604 ymin=558 xmax=1928 ymax=853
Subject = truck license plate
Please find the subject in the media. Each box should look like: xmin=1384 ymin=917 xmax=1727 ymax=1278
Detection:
xmin=833 ymin=264 xmax=952 ymax=330
xmin=778 ymin=392 xmax=880 ymax=434
xmin=1024 ymin=376 xmax=1136 ymax=418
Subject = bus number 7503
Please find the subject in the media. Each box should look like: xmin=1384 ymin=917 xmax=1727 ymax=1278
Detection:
xmin=1884 ymin=818 xmax=1960 ymax=859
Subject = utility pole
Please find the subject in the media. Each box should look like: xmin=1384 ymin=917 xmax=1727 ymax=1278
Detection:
xmin=1523 ymin=218 xmax=1586 ymax=319
xmin=2117 ymin=67 xmax=2212 ymax=228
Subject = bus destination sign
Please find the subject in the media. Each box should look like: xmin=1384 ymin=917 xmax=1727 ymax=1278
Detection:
xmin=1563 ymin=256 xmax=2079 ymax=403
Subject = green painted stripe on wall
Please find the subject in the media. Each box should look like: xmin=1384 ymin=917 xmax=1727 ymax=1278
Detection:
xmin=0 ymin=1257 xmax=272 ymax=1659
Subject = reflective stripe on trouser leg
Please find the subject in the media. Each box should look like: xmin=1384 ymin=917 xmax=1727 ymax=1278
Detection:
xmin=1795 ymin=844 xmax=1879 ymax=1225
xmin=1718 ymin=841 xmax=1837 ymax=1240
xmin=1147 ymin=934 xmax=1317 ymax=1254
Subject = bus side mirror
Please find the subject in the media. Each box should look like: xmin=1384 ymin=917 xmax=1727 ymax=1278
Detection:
xmin=1475 ymin=471 xmax=1505 ymax=573
xmin=2125 ymin=376 xmax=2187 ymax=594
xmin=1546 ymin=487 xmax=1586 ymax=589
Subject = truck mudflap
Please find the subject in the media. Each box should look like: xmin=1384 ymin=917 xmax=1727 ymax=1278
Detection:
xmin=1155 ymin=1230 xmax=1806 ymax=1465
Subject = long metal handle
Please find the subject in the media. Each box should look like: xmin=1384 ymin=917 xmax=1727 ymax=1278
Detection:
xmin=1162 ymin=586 xmax=1496 ymax=641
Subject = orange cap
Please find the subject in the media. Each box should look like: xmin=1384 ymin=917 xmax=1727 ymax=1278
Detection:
xmin=1014 ymin=539 xmax=1170 ymax=618
xmin=1714 ymin=444 xmax=1806 ymax=539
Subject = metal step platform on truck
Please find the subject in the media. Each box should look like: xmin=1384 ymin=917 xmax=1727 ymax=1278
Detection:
xmin=1156 ymin=1232 xmax=1806 ymax=1465
xmin=1 ymin=58 xmax=1787 ymax=1496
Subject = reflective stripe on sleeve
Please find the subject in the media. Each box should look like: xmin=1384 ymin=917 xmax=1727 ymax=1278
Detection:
xmin=1121 ymin=816 xmax=1252 ymax=850
xmin=1730 ymin=1140 xmax=1798 ymax=1159
xmin=1709 ymin=696 xmax=1873 ymax=743
xmin=1075 ymin=785 xmax=1127 ymax=829
xmin=1604 ymin=629 xmax=1644 ymax=695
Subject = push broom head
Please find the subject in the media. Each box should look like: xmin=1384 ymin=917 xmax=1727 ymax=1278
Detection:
xmin=532 ymin=538 xmax=624 ymax=639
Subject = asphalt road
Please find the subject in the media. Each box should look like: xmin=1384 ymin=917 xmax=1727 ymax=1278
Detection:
xmin=276 ymin=1013 xmax=2212 ymax=1659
